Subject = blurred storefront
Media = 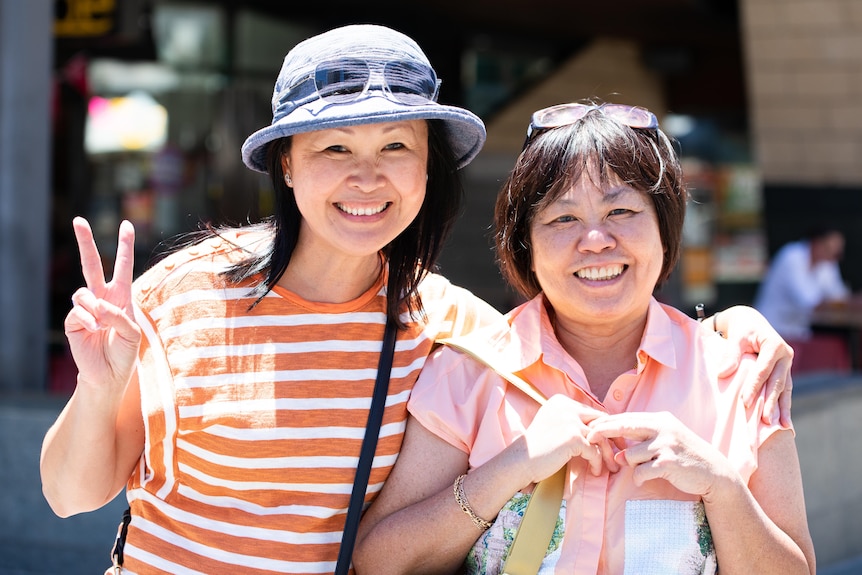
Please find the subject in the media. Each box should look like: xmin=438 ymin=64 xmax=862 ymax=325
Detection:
xmin=5 ymin=0 xmax=862 ymax=394
xmin=674 ymin=126 xmax=766 ymax=311
xmin=48 ymin=1 xmax=317 ymax=392
xmin=26 ymin=0 xmax=764 ymax=392
xmin=45 ymin=0 xmax=573 ymax=392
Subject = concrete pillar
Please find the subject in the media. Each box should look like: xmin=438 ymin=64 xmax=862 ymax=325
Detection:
xmin=0 ymin=0 xmax=54 ymax=392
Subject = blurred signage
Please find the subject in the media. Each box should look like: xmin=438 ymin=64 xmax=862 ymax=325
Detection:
xmin=85 ymin=92 xmax=168 ymax=154
xmin=55 ymin=0 xmax=116 ymax=38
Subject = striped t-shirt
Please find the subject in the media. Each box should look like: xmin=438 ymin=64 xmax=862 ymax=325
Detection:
xmin=120 ymin=232 xmax=502 ymax=574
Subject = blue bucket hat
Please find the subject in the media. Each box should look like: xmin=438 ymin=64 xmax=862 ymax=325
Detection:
xmin=241 ymin=24 xmax=486 ymax=173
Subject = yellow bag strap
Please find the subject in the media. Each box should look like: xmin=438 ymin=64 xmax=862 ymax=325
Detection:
xmin=438 ymin=338 xmax=566 ymax=575
xmin=438 ymin=338 xmax=548 ymax=405
xmin=501 ymin=466 xmax=566 ymax=575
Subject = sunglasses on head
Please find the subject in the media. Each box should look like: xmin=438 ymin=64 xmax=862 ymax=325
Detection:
xmin=281 ymin=58 xmax=441 ymax=110
xmin=524 ymin=102 xmax=659 ymax=146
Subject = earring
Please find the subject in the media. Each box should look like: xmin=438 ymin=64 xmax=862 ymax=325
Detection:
xmin=284 ymin=173 xmax=292 ymax=186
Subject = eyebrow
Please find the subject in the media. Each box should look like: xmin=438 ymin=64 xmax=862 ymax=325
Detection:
xmin=548 ymin=184 xmax=640 ymax=210
xmin=601 ymin=185 xmax=639 ymax=202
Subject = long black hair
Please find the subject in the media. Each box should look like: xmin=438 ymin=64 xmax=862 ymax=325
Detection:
xmin=221 ymin=119 xmax=464 ymax=329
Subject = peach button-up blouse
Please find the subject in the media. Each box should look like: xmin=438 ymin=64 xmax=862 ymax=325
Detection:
xmin=410 ymin=295 xmax=789 ymax=575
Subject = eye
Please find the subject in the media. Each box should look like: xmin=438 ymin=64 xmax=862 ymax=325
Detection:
xmin=551 ymin=214 xmax=576 ymax=224
xmin=608 ymin=208 xmax=633 ymax=217
xmin=383 ymin=142 xmax=406 ymax=151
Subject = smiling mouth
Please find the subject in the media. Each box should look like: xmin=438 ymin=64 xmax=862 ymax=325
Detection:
xmin=575 ymin=264 xmax=625 ymax=280
xmin=336 ymin=202 xmax=391 ymax=216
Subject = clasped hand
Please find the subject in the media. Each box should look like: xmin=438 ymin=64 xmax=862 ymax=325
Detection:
xmin=522 ymin=397 xmax=734 ymax=500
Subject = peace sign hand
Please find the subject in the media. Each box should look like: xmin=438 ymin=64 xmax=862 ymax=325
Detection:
xmin=64 ymin=217 xmax=142 ymax=394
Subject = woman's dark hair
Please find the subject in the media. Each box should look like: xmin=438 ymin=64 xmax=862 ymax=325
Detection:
xmin=494 ymin=103 xmax=688 ymax=299
xmin=221 ymin=119 xmax=463 ymax=328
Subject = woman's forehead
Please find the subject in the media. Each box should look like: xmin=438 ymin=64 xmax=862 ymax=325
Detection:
xmin=560 ymin=181 xmax=643 ymax=202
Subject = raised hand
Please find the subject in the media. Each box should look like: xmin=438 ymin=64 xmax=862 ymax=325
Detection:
xmin=64 ymin=217 xmax=141 ymax=393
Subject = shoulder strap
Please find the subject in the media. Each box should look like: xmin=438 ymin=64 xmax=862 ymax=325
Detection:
xmin=501 ymin=466 xmax=566 ymax=575
xmin=335 ymin=319 xmax=398 ymax=575
xmin=437 ymin=336 xmax=548 ymax=405
xmin=438 ymin=336 xmax=565 ymax=575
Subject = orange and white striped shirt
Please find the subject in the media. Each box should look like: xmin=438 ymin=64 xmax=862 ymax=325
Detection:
xmin=121 ymin=232 xmax=501 ymax=574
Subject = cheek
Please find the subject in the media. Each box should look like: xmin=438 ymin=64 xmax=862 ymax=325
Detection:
xmin=396 ymin=168 xmax=429 ymax=209
xmin=400 ymin=179 xmax=426 ymax=216
xmin=529 ymin=239 xmax=563 ymax=283
xmin=399 ymin=163 xmax=428 ymax=195
xmin=638 ymin=230 xmax=666 ymax=281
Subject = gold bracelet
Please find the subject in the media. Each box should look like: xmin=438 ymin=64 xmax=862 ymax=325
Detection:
xmin=453 ymin=474 xmax=494 ymax=531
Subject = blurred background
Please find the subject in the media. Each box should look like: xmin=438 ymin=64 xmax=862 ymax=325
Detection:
xmin=1 ymin=1 xmax=861 ymax=573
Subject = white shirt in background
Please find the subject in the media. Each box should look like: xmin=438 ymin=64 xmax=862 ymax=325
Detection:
xmin=754 ymin=240 xmax=849 ymax=340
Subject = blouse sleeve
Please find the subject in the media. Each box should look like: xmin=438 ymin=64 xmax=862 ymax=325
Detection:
xmin=407 ymin=345 xmax=490 ymax=454
xmin=408 ymin=340 xmax=542 ymax=469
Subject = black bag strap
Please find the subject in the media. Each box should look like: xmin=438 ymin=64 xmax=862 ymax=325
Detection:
xmin=109 ymin=506 xmax=132 ymax=571
xmin=334 ymin=318 xmax=398 ymax=575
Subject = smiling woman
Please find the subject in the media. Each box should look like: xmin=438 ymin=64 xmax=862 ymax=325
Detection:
xmin=353 ymin=100 xmax=814 ymax=575
xmin=39 ymin=24 xmax=503 ymax=575
xmin=529 ymin=181 xmax=665 ymax=358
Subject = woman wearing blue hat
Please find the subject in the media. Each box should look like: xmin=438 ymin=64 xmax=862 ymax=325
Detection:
xmin=40 ymin=24 xmax=794 ymax=575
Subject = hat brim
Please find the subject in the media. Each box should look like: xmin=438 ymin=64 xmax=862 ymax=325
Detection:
xmin=241 ymin=95 xmax=486 ymax=173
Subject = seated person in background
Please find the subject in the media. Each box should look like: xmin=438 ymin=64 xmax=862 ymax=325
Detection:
xmin=755 ymin=226 xmax=855 ymax=373
xmin=353 ymin=101 xmax=814 ymax=575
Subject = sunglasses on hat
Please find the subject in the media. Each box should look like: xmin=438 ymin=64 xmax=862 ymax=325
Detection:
xmin=279 ymin=58 xmax=441 ymax=112
xmin=524 ymin=102 xmax=659 ymax=148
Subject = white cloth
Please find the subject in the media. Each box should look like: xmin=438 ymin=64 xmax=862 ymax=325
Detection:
xmin=754 ymin=240 xmax=849 ymax=339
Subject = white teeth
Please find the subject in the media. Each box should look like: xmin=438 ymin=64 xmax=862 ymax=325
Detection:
xmin=337 ymin=203 xmax=389 ymax=216
xmin=576 ymin=265 xmax=624 ymax=280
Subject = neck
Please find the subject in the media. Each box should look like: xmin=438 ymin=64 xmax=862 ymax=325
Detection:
xmin=553 ymin=309 xmax=646 ymax=402
xmin=278 ymin=247 xmax=383 ymax=304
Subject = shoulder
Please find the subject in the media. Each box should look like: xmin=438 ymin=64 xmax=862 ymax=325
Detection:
xmin=417 ymin=272 xmax=482 ymax=304
xmin=410 ymin=326 xmax=512 ymax=434
xmin=654 ymin=301 xmax=754 ymax=379
xmin=133 ymin=228 xmax=271 ymax=309
xmin=416 ymin=272 xmax=503 ymax=337
xmin=420 ymin=303 xmax=530 ymax=398
xmin=774 ymin=241 xmax=808 ymax=263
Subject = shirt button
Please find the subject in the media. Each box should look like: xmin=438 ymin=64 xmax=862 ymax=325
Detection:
xmin=613 ymin=389 xmax=623 ymax=401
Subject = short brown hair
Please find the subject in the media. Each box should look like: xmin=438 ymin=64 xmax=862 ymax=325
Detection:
xmin=494 ymin=105 xmax=688 ymax=299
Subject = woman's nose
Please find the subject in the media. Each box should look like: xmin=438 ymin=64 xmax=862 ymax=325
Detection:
xmin=577 ymin=226 xmax=615 ymax=252
xmin=349 ymin=159 xmax=385 ymax=192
